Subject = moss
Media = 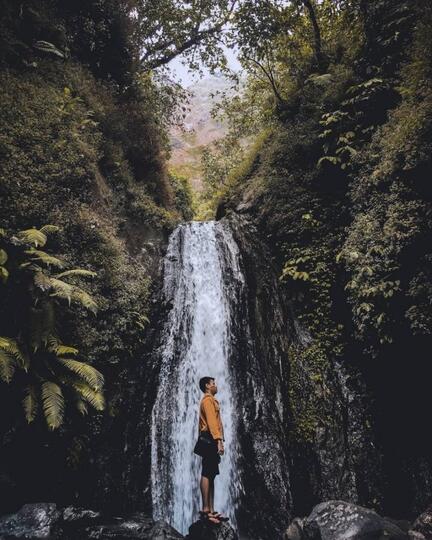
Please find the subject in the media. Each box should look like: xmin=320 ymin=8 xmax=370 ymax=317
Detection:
xmin=0 ymin=58 xmax=186 ymax=432
xmin=288 ymin=341 xmax=334 ymax=445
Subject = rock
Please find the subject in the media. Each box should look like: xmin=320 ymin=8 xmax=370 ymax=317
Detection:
xmin=408 ymin=532 xmax=426 ymax=540
xmin=410 ymin=505 xmax=432 ymax=540
xmin=61 ymin=506 xmax=101 ymax=524
xmin=186 ymin=519 xmax=238 ymax=540
xmin=303 ymin=500 xmax=408 ymax=540
xmin=284 ymin=517 xmax=305 ymax=540
xmin=0 ymin=505 xmax=183 ymax=540
xmin=148 ymin=520 xmax=184 ymax=539
xmin=80 ymin=513 xmax=183 ymax=540
xmin=0 ymin=503 xmax=61 ymax=538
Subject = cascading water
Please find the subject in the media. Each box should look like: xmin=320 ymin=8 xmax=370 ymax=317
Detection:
xmin=150 ymin=220 xmax=245 ymax=536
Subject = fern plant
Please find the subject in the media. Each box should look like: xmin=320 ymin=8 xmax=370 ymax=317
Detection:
xmin=0 ymin=225 xmax=104 ymax=430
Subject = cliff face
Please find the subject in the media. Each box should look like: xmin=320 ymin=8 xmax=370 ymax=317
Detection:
xmin=0 ymin=54 xmax=187 ymax=513
xmin=221 ymin=211 xmax=382 ymax=534
xmin=213 ymin=0 xmax=432 ymax=524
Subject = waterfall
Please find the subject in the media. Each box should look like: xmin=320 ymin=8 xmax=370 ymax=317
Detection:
xmin=150 ymin=220 xmax=244 ymax=536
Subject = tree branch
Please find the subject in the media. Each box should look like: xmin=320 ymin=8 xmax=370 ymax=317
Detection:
xmin=301 ymin=0 xmax=325 ymax=72
xmin=244 ymin=54 xmax=285 ymax=104
xmin=141 ymin=0 xmax=237 ymax=71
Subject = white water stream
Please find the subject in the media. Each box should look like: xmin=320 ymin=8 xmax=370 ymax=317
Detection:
xmin=150 ymin=220 xmax=244 ymax=535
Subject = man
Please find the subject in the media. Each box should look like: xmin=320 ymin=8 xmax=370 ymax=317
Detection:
xmin=198 ymin=376 xmax=229 ymax=524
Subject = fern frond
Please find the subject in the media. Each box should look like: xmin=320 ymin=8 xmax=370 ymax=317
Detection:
xmin=49 ymin=278 xmax=73 ymax=303
xmin=53 ymin=345 xmax=79 ymax=356
xmin=59 ymin=359 xmax=104 ymax=390
xmin=75 ymin=397 xmax=88 ymax=416
xmin=55 ymin=269 xmax=97 ymax=279
xmin=25 ymin=249 xmax=64 ymax=268
xmin=71 ymin=288 xmax=98 ymax=314
xmin=23 ymin=385 xmax=39 ymax=423
xmin=41 ymin=381 xmax=64 ymax=430
xmin=0 ymin=248 xmax=7 ymax=265
xmin=0 ymin=337 xmax=27 ymax=370
xmin=15 ymin=228 xmax=47 ymax=247
xmin=0 ymin=266 xmax=9 ymax=283
xmin=33 ymin=270 xmax=52 ymax=292
xmin=72 ymin=382 xmax=105 ymax=411
xmin=0 ymin=349 xmax=16 ymax=382
xmin=40 ymin=225 xmax=60 ymax=235
xmin=29 ymin=303 xmax=55 ymax=351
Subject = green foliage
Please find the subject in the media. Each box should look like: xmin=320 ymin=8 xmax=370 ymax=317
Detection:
xmin=168 ymin=172 xmax=194 ymax=221
xmin=0 ymin=225 xmax=104 ymax=430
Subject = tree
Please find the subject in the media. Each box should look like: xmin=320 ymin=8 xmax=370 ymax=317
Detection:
xmin=135 ymin=0 xmax=238 ymax=73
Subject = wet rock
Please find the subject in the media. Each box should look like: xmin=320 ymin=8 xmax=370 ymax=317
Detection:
xmin=0 ymin=503 xmax=61 ymax=538
xmin=0 ymin=504 xmax=183 ymax=540
xmin=410 ymin=504 xmax=432 ymax=540
xmin=302 ymin=500 xmax=408 ymax=540
xmin=148 ymin=520 xmax=184 ymax=539
xmin=61 ymin=506 xmax=101 ymax=524
xmin=186 ymin=519 xmax=237 ymax=540
xmin=283 ymin=517 xmax=305 ymax=540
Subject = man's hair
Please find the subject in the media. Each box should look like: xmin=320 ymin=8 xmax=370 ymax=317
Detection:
xmin=199 ymin=376 xmax=214 ymax=393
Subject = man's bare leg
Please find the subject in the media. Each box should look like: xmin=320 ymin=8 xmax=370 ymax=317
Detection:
xmin=200 ymin=475 xmax=210 ymax=511
xmin=209 ymin=477 xmax=215 ymax=512
xmin=200 ymin=475 xmax=221 ymax=523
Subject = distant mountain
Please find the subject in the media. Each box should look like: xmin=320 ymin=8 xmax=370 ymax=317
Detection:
xmin=169 ymin=74 xmax=237 ymax=191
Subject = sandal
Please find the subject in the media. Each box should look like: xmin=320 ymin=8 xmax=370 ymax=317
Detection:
xmin=209 ymin=511 xmax=229 ymax=522
xmin=199 ymin=510 xmax=221 ymax=524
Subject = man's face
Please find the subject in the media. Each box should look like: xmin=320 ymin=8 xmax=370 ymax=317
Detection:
xmin=206 ymin=379 xmax=217 ymax=395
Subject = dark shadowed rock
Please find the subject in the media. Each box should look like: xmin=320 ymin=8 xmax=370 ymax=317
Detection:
xmin=61 ymin=506 xmax=101 ymax=524
xmin=0 ymin=503 xmax=61 ymax=538
xmin=410 ymin=505 xmax=432 ymax=540
xmin=284 ymin=517 xmax=305 ymax=540
xmin=186 ymin=519 xmax=238 ymax=540
xmin=0 ymin=504 xmax=183 ymax=540
xmin=303 ymin=500 xmax=408 ymax=540
xmin=148 ymin=520 xmax=184 ymax=539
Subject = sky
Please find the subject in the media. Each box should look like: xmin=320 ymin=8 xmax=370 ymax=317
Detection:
xmin=167 ymin=44 xmax=243 ymax=87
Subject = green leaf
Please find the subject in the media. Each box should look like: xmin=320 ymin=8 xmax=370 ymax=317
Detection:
xmin=0 ymin=337 xmax=27 ymax=370
xmin=23 ymin=385 xmax=39 ymax=423
xmin=53 ymin=345 xmax=79 ymax=356
xmin=41 ymin=381 xmax=64 ymax=430
xmin=72 ymin=288 xmax=98 ymax=314
xmin=33 ymin=40 xmax=65 ymax=58
xmin=0 ymin=266 xmax=9 ymax=283
xmin=0 ymin=249 xmax=7 ymax=265
xmin=40 ymin=225 xmax=60 ymax=235
xmin=72 ymin=382 xmax=105 ymax=411
xmin=55 ymin=269 xmax=97 ymax=279
xmin=15 ymin=228 xmax=47 ymax=247
xmin=0 ymin=349 xmax=16 ymax=383
xmin=59 ymin=359 xmax=104 ymax=390
xmin=25 ymin=249 xmax=64 ymax=268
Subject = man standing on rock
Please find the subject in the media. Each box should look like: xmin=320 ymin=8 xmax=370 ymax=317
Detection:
xmin=197 ymin=376 xmax=229 ymax=525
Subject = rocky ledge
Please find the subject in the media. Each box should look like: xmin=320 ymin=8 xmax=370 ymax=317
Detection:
xmin=284 ymin=500 xmax=432 ymax=540
xmin=1 ymin=501 xmax=431 ymax=540
xmin=0 ymin=503 xmax=238 ymax=540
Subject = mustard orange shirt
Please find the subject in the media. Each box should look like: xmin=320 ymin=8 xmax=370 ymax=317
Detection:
xmin=199 ymin=393 xmax=224 ymax=441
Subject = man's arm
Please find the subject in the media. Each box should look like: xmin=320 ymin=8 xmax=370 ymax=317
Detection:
xmin=202 ymin=398 xmax=223 ymax=440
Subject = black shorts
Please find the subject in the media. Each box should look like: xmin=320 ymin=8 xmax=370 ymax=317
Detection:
xmin=201 ymin=439 xmax=221 ymax=479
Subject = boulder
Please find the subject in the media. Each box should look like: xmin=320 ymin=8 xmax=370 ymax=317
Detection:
xmin=409 ymin=505 xmax=432 ymax=540
xmin=284 ymin=517 xmax=305 ymax=540
xmin=0 ymin=503 xmax=61 ymax=538
xmin=302 ymin=500 xmax=408 ymax=540
xmin=186 ymin=519 xmax=237 ymax=540
xmin=0 ymin=504 xmax=183 ymax=540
